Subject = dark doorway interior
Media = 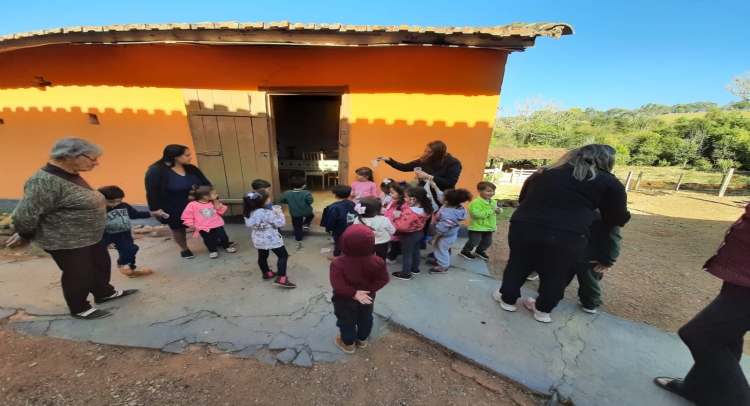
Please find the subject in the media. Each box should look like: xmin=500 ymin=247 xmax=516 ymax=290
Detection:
xmin=272 ymin=95 xmax=341 ymax=189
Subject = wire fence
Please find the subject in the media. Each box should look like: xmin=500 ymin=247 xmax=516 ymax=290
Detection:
xmin=613 ymin=167 xmax=750 ymax=196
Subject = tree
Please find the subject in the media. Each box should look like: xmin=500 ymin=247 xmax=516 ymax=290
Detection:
xmin=727 ymin=71 xmax=750 ymax=101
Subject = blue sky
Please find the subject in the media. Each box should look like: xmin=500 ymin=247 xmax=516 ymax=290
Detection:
xmin=2 ymin=0 xmax=748 ymax=114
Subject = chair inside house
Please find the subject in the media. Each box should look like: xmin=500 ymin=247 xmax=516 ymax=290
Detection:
xmin=303 ymin=151 xmax=326 ymax=190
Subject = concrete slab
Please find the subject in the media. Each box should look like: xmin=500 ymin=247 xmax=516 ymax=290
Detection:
xmin=0 ymin=225 xmax=746 ymax=406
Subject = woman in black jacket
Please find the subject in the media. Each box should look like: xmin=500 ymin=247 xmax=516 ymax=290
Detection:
xmin=493 ymin=145 xmax=630 ymax=323
xmin=145 ymin=144 xmax=211 ymax=259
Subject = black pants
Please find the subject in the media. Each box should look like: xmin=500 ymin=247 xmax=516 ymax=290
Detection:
xmin=499 ymin=222 xmax=587 ymax=313
xmin=675 ymin=282 xmax=750 ymax=406
xmin=462 ymin=231 xmax=494 ymax=254
xmin=565 ymin=261 xmax=604 ymax=309
xmin=333 ymin=234 xmax=342 ymax=257
xmin=374 ymin=242 xmax=388 ymax=260
xmin=258 ymin=246 xmax=289 ymax=277
xmin=291 ymin=215 xmax=315 ymax=241
xmin=102 ymin=231 xmax=139 ymax=269
xmin=199 ymin=226 xmax=230 ymax=253
xmin=46 ymin=241 xmax=117 ymax=315
xmin=386 ymin=240 xmax=401 ymax=261
xmin=333 ymin=293 xmax=375 ymax=346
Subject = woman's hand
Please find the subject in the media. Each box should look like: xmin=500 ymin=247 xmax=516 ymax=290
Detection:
xmin=150 ymin=209 xmax=168 ymax=219
xmin=415 ymin=171 xmax=431 ymax=180
xmin=107 ymin=243 xmax=116 ymax=249
xmin=354 ymin=290 xmax=373 ymax=305
xmin=376 ymin=156 xmax=391 ymax=162
xmin=5 ymin=233 xmax=30 ymax=249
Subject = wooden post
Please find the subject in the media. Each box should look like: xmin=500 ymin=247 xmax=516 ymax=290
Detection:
xmin=634 ymin=172 xmax=643 ymax=190
xmin=718 ymin=168 xmax=735 ymax=197
xmin=624 ymin=171 xmax=634 ymax=191
xmin=676 ymin=173 xmax=685 ymax=191
xmin=498 ymin=158 xmax=505 ymax=172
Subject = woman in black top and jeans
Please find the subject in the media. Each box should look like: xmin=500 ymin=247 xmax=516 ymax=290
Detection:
xmin=145 ymin=145 xmax=211 ymax=259
xmin=493 ymin=145 xmax=630 ymax=323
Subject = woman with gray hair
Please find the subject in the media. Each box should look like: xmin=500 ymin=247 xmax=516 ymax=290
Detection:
xmin=493 ymin=144 xmax=630 ymax=323
xmin=5 ymin=137 xmax=137 ymax=320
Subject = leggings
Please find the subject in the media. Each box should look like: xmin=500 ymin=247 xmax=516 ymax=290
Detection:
xmin=400 ymin=231 xmax=423 ymax=276
xmin=258 ymin=246 xmax=289 ymax=277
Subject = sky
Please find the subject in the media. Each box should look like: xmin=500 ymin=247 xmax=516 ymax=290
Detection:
xmin=1 ymin=0 xmax=748 ymax=115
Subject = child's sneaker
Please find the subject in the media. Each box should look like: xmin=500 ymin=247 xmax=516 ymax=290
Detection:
xmin=119 ymin=265 xmax=153 ymax=278
xmin=386 ymin=258 xmax=397 ymax=265
xmin=181 ymin=249 xmax=194 ymax=259
xmin=474 ymin=251 xmax=490 ymax=261
xmin=524 ymin=297 xmax=552 ymax=323
xmin=492 ymin=290 xmax=517 ymax=312
xmin=411 ymin=268 xmax=421 ymax=275
xmin=209 ymin=252 xmax=219 ymax=259
xmin=459 ymin=251 xmax=476 ymax=260
xmin=302 ymin=224 xmax=311 ymax=230
xmin=355 ymin=339 xmax=368 ymax=348
xmin=391 ymin=272 xmax=412 ymax=281
xmin=428 ymin=266 xmax=448 ymax=274
xmin=273 ymin=276 xmax=297 ymax=288
xmin=425 ymin=259 xmax=438 ymax=266
xmin=334 ymin=334 xmax=355 ymax=354
xmin=262 ymin=271 xmax=277 ymax=281
xmin=225 ymin=247 xmax=237 ymax=253
xmin=527 ymin=274 xmax=540 ymax=281
xmin=579 ymin=301 xmax=598 ymax=314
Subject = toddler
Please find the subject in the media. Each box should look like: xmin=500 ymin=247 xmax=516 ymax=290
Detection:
xmin=244 ymin=190 xmax=296 ymax=288
xmin=98 ymin=185 xmax=154 ymax=277
xmin=350 ymin=167 xmax=378 ymax=204
xmin=379 ymin=178 xmax=394 ymax=205
xmin=391 ymin=187 xmax=433 ymax=281
xmin=461 ymin=182 xmax=501 ymax=261
xmin=252 ymin=179 xmax=274 ymax=209
xmin=384 ymin=182 xmax=409 ymax=264
xmin=426 ymin=189 xmax=472 ymax=274
xmin=181 ymin=186 xmax=236 ymax=259
xmin=321 ymin=184 xmax=357 ymax=260
xmin=277 ymin=176 xmax=315 ymax=241
xmin=353 ymin=196 xmax=396 ymax=260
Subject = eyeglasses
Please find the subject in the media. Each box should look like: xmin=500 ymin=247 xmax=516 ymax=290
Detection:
xmin=80 ymin=154 xmax=100 ymax=162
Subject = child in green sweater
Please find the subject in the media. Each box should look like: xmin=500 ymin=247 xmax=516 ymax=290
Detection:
xmin=460 ymin=181 xmax=502 ymax=261
xmin=277 ymin=176 xmax=314 ymax=241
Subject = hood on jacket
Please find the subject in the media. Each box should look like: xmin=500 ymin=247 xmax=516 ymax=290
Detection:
xmin=339 ymin=224 xmax=375 ymax=257
xmin=446 ymin=206 xmax=468 ymax=222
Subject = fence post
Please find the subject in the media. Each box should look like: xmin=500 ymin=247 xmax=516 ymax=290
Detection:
xmin=718 ymin=168 xmax=735 ymax=197
xmin=634 ymin=172 xmax=643 ymax=190
xmin=676 ymin=173 xmax=685 ymax=191
xmin=624 ymin=171 xmax=634 ymax=191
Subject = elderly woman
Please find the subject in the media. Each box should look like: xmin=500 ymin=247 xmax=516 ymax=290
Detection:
xmin=6 ymin=138 xmax=137 ymax=320
xmin=493 ymin=144 xmax=630 ymax=323
xmin=655 ymin=203 xmax=750 ymax=406
xmin=145 ymin=144 xmax=211 ymax=259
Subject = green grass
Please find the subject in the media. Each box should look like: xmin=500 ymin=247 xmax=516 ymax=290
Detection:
xmin=613 ymin=166 xmax=750 ymax=189
xmin=496 ymin=207 xmax=515 ymax=222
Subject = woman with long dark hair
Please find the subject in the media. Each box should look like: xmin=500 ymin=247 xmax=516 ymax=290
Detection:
xmin=493 ymin=144 xmax=630 ymax=323
xmin=145 ymin=144 xmax=211 ymax=259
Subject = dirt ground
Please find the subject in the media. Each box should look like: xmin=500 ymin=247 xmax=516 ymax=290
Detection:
xmin=0 ymin=321 xmax=543 ymax=406
xmin=487 ymin=190 xmax=749 ymax=349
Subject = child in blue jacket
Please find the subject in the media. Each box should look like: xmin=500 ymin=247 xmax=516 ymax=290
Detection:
xmin=426 ymin=188 xmax=472 ymax=274
xmin=321 ymin=184 xmax=357 ymax=260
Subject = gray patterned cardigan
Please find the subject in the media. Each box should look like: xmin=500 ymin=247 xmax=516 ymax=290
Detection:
xmin=12 ymin=169 xmax=106 ymax=251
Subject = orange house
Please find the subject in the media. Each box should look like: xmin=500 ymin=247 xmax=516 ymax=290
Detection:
xmin=0 ymin=21 xmax=572 ymax=210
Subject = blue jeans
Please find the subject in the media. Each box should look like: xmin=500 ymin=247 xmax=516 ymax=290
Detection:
xmin=434 ymin=235 xmax=457 ymax=267
xmin=400 ymin=231 xmax=423 ymax=276
xmin=102 ymin=231 xmax=139 ymax=269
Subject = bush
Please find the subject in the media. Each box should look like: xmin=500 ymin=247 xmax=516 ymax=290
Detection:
xmin=691 ymin=158 xmax=714 ymax=171
xmin=716 ymin=158 xmax=739 ymax=172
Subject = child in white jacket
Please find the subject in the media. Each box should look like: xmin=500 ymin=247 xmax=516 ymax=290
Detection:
xmin=353 ymin=196 xmax=396 ymax=260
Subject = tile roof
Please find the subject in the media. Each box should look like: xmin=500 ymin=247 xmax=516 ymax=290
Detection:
xmin=0 ymin=21 xmax=573 ymax=53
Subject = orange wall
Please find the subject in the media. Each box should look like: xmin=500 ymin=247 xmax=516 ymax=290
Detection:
xmin=0 ymin=44 xmax=506 ymax=203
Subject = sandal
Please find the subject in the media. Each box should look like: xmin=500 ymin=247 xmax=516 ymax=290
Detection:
xmin=226 ymin=247 xmax=237 ymax=253
xmin=654 ymin=377 xmax=687 ymax=398
xmin=209 ymin=252 xmax=219 ymax=259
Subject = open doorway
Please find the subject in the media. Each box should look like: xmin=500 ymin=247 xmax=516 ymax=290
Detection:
xmin=271 ymin=95 xmax=342 ymax=203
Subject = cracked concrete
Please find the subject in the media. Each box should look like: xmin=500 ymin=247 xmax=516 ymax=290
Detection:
xmin=1 ymin=225 xmax=748 ymax=406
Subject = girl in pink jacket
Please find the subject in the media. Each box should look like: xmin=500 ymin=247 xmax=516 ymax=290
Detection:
xmin=181 ymin=186 xmax=237 ymax=259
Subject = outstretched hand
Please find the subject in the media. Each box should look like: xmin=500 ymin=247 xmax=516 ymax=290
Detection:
xmin=354 ymin=290 xmax=373 ymax=305
xmin=376 ymin=156 xmax=390 ymax=162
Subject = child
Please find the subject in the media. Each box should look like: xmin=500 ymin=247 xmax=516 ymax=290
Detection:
xmin=98 ymin=186 xmax=154 ymax=278
xmin=322 ymin=184 xmax=357 ymax=260
xmin=252 ymin=179 xmax=274 ymax=209
xmin=460 ymin=182 xmax=501 ymax=261
xmin=564 ymin=212 xmax=621 ymax=314
xmin=330 ymin=224 xmax=391 ymax=354
xmin=426 ymin=189 xmax=472 ymax=274
xmin=391 ymin=187 xmax=433 ymax=281
xmin=384 ymin=182 xmax=409 ymax=264
xmin=350 ymin=167 xmax=378 ymax=204
xmin=244 ymin=189 xmax=296 ymax=288
xmin=353 ymin=196 xmax=396 ymax=260
xmin=181 ymin=186 xmax=237 ymax=259
xmin=379 ymin=178 xmax=394 ymax=205
xmin=277 ymin=176 xmax=315 ymax=242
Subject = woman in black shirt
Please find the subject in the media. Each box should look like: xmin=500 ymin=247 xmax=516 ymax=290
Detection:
xmin=493 ymin=145 xmax=630 ymax=323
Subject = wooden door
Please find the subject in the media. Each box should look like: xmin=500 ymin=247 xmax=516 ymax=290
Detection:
xmin=182 ymin=89 xmax=276 ymax=214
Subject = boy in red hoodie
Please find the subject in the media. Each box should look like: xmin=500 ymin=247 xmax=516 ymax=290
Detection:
xmin=330 ymin=224 xmax=391 ymax=354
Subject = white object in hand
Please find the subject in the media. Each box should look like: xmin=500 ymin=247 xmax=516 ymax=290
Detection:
xmin=162 ymin=213 xmax=170 ymax=219
xmin=371 ymin=159 xmax=378 ymax=167
xmin=272 ymin=205 xmax=282 ymax=213
xmin=414 ymin=167 xmax=422 ymax=173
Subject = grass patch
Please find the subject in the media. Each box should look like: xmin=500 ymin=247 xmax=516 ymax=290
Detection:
xmin=613 ymin=166 xmax=750 ymax=190
xmin=496 ymin=207 xmax=515 ymax=222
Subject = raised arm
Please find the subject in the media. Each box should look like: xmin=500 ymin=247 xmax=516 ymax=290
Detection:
xmin=381 ymin=157 xmax=420 ymax=172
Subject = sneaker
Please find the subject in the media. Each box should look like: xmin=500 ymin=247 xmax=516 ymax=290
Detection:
xmin=119 ymin=265 xmax=153 ymax=278
xmin=425 ymin=259 xmax=438 ymax=266
xmin=273 ymin=277 xmax=297 ymax=289
xmin=492 ymin=290 xmax=517 ymax=312
xmin=459 ymin=251 xmax=476 ymax=260
xmin=225 ymin=247 xmax=237 ymax=253
xmin=428 ymin=266 xmax=448 ymax=274
xmin=95 ymin=289 xmax=138 ymax=304
xmin=73 ymin=308 xmax=111 ymax=320
xmin=355 ymin=339 xmax=368 ymax=348
xmin=475 ymin=251 xmax=490 ymax=261
xmin=411 ymin=268 xmax=421 ymax=275
xmin=334 ymin=334 xmax=355 ymax=354
xmin=181 ymin=249 xmax=194 ymax=259
xmin=386 ymin=258 xmax=397 ymax=265
xmin=209 ymin=252 xmax=219 ymax=259
xmin=523 ymin=297 xmax=552 ymax=323
xmin=527 ymin=273 xmax=539 ymax=281
xmin=262 ymin=271 xmax=277 ymax=281
xmin=302 ymin=224 xmax=311 ymax=230
xmin=579 ymin=301 xmax=598 ymax=314
xmin=391 ymin=272 xmax=412 ymax=281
